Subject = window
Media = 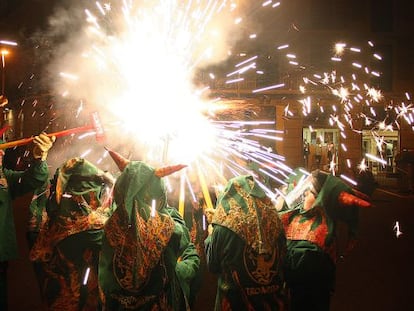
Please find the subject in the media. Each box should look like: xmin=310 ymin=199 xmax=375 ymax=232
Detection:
xmin=362 ymin=129 xmax=399 ymax=173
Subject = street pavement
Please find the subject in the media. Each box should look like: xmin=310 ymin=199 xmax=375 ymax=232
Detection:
xmin=7 ymin=187 xmax=414 ymax=310
xmin=331 ymin=188 xmax=414 ymax=311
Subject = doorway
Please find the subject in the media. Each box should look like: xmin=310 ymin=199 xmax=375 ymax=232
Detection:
xmin=303 ymin=128 xmax=339 ymax=171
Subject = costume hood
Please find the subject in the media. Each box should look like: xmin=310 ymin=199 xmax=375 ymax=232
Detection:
xmin=55 ymin=157 xmax=114 ymax=204
xmin=213 ymin=175 xmax=284 ymax=255
xmin=104 ymin=148 xmax=186 ymax=292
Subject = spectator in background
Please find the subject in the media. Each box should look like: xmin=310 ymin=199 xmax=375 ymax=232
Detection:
xmin=314 ymin=139 xmax=322 ymax=169
xmin=303 ymin=139 xmax=310 ymax=169
xmin=327 ymin=142 xmax=334 ymax=164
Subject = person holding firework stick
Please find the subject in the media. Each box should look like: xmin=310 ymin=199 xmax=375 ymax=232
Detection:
xmin=0 ymin=132 xmax=55 ymax=310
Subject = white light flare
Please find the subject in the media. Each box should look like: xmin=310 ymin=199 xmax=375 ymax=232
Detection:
xmin=151 ymin=199 xmax=156 ymax=217
xmin=340 ymin=174 xmax=357 ymax=186
xmin=83 ymin=267 xmax=90 ymax=285
xmin=0 ymin=40 xmax=18 ymax=46
xmin=365 ymin=153 xmax=387 ymax=165
xmin=252 ymin=83 xmax=285 ymax=93
xmin=334 ymin=42 xmax=346 ymax=56
xmin=393 ymin=221 xmax=403 ymax=238
xmin=56 ymin=1 xmax=247 ymax=166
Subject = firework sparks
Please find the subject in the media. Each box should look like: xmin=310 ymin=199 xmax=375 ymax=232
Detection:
xmin=365 ymin=153 xmax=387 ymax=166
xmin=83 ymin=267 xmax=90 ymax=285
xmin=19 ymin=0 xmax=414 ymax=215
xmin=151 ymin=199 xmax=156 ymax=217
xmin=340 ymin=174 xmax=357 ymax=186
xmin=357 ymin=158 xmax=368 ymax=172
xmin=393 ymin=221 xmax=403 ymax=238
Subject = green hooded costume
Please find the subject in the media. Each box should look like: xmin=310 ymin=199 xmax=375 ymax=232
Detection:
xmin=98 ymin=158 xmax=200 ymax=311
xmin=205 ymin=175 xmax=288 ymax=311
xmin=27 ymin=180 xmax=49 ymax=238
xmin=0 ymin=156 xmax=50 ymax=261
xmin=280 ymin=169 xmax=371 ymax=311
xmin=0 ymin=152 xmax=50 ymax=310
xmin=30 ymin=157 xmax=115 ymax=310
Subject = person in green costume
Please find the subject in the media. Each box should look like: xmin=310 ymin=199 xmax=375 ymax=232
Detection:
xmin=279 ymin=169 xmax=372 ymax=311
xmin=187 ymin=190 xmax=218 ymax=311
xmin=26 ymin=178 xmax=50 ymax=299
xmin=27 ymin=180 xmax=50 ymax=248
xmin=205 ymin=174 xmax=289 ymax=311
xmin=0 ymin=132 xmax=55 ymax=311
xmin=99 ymin=148 xmax=200 ymax=310
xmin=30 ymin=157 xmax=116 ymax=310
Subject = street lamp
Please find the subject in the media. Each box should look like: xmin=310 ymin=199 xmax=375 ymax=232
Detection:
xmin=1 ymin=49 xmax=9 ymax=97
xmin=0 ymin=40 xmax=17 ymax=100
xmin=0 ymin=40 xmax=16 ymax=141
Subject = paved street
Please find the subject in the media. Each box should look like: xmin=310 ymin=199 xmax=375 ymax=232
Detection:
xmin=7 ymin=187 xmax=414 ymax=311
xmin=331 ymin=188 xmax=414 ymax=311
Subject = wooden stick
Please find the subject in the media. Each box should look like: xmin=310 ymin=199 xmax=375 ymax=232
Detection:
xmin=0 ymin=112 xmax=104 ymax=149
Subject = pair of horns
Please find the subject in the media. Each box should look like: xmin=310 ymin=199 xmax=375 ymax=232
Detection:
xmin=105 ymin=147 xmax=187 ymax=177
xmin=338 ymin=191 xmax=372 ymax=208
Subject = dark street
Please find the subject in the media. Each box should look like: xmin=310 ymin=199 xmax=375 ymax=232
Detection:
xmin=331 ymin=187 xmax=414 ymax=311
xmin=7 ymin=186 xmax=414 ymax=311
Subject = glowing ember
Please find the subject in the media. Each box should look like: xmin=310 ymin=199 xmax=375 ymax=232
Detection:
xmin=393 ymin=221 xmax=403 ymax=238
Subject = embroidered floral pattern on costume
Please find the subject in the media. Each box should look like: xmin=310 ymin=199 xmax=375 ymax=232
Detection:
xmin=105 ymin=203 xmax=174 ymax=292
xmin=213 ymin=180 xmax=283 ymax=255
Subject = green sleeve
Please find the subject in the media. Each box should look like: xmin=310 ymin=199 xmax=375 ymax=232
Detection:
xmin=168 ymin=207 xmax=201 ymax=303
xmin=205 ymin=225 xmax=227 ymax=274
xmin=176 ymin=241 xmax=201 ymax=304
xmin=4 ymin=160 xmax=49 ymax=199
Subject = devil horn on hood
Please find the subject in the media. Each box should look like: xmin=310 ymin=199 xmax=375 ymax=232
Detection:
xmin=338 ymin=191 xmax=372 ymax=208
xmin=154 ymin=164 xmax=187 ymax=177
xmin=105 ymin=147 xmax=130 ymax=172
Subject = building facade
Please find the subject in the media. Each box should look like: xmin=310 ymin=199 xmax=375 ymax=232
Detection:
xmin=206 ymin=0 xmax=414 ymax=175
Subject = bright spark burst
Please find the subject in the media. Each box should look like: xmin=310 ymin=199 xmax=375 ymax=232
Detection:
xmin=35 ymin=0 xmax=293 ymax=207
xmin=357 ymin=158 xmax=368 ymax=172
xmin=53 ymin=1 xmax=245 ymax=163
